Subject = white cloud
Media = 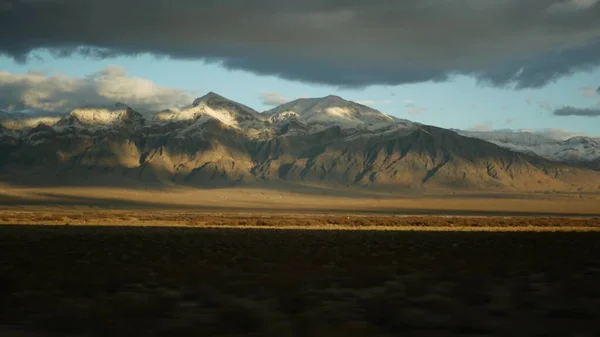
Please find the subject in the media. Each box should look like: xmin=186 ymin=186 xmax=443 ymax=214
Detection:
xmin=0 ymin=65 xmax=193 ymax=113
xmin=354 ymin=99 xmax=392 ymax=105
xmin=468 ymin=123 xmax=494 ymax=132
xmin=259 ymin=92 xmax=289 ymax=106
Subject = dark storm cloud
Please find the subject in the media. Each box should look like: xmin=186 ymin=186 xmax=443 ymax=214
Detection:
xmin=553 ymin=106 xmax=600 ymax=116
xmin=1 ymin=0 xmax=600 ymax=88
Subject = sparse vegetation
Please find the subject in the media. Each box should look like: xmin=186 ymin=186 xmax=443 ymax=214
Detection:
xmin=1 ymin=221 xmax=599 ymax=336
xmin=0 ymin=210 xmax=599 ymax=231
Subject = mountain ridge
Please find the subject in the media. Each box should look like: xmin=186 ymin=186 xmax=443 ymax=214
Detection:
xmin=458 ymin=129 xmax=600 ymax=168
xmin=1 ymin=93 xmax=599 ymax=192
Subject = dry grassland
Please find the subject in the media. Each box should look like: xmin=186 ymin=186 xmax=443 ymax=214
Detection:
xmin=0 ymin=210 xmax=599 ymax=232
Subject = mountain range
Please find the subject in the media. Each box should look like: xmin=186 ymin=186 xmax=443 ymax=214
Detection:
xmin=457 ymin=129 xmax=600 ymax=170
xmin=1 ymin=92 xmax=599 ymax=192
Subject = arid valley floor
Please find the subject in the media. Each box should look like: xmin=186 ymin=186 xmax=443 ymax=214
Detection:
xmin=1 ymin=187 xmax=600 ymax=336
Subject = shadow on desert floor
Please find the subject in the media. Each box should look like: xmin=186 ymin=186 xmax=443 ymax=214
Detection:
xmin=2 ymin=177 xmax=596 ymax=200
xmin=1 ymin=191 xmax=599 ymax=218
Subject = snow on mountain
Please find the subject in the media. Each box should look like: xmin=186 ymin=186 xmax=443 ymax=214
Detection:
xmin=554 ymin=137 xmax=600 ymax=162
xmin=57 ymin=103 xmax=144 ymax=128
xmin=458 ymin=130 xmax=600 ymax=163
xmin=3 ymin=93 xmax=595 ymax=167
xmin=4 ymin=92 xmax=600 ymax=191
xmin=265 ymin=95 xmax=404 ymax=133
xmin=2 ymin=93 xmax=415 ymax=142
xmin=457 ymin=129 xmax=562 ymax=146
xmin=153 ymin=92 xmax=264 ymax=130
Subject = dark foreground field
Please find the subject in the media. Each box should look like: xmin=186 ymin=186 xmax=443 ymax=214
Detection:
xmin=1 ymin=225 xmax=600 ymax=337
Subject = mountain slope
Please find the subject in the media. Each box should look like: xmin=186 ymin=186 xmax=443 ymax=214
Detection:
xmin=250 ymin=124 xmax=598 ymax=191
xmin=458 ymin=130 xmax=600 ymax=165
xmin=1 ymin=93 xmax=600 ymax=192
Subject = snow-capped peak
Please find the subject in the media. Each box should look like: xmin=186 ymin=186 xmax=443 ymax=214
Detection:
xmin=457 ymin=129 xmax=600 ymax=163
xmin=191 ymin=92 xmax=260 ymax=119
xmin=266 ymin=95 xmax=395 ymax=132
xmin=153 ymin=92 xmax=263 ymax=129
xmin=561 ymin=136 xmax=598 ymax=146
xmin=192 ymin=91 xmax=228 ymax=107
xmin=456 ymin=129 xmax=559 ymax=147
xmin=61 ymin=102 xmax=143 ymax=127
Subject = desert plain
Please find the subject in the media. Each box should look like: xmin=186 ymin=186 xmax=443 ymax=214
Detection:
xmin=1 ymin=186 xmax=600 ymax=336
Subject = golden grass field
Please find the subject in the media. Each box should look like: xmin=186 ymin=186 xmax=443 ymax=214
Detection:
xmin=1 ymin=186 xmax=600 ymax=336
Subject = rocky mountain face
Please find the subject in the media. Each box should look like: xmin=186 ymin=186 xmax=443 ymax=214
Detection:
xmin=1 ymin=94 xmax=599 ymax=192
xmin=457 ymin=130 xmax=600 ymax=169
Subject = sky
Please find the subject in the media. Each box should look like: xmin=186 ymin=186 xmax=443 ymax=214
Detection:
xmin=1 ymin=0 xmax=599 ymax=136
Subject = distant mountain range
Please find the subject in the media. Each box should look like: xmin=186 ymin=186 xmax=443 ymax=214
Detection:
xmin=456 ymin=130 xmax=600 ymax=170
xmin=1 ymin=93 xmax=599 ymax=192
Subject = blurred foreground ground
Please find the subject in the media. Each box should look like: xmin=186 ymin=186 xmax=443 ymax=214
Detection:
xmin=1 ymin=222 xmax=599 ymax=336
